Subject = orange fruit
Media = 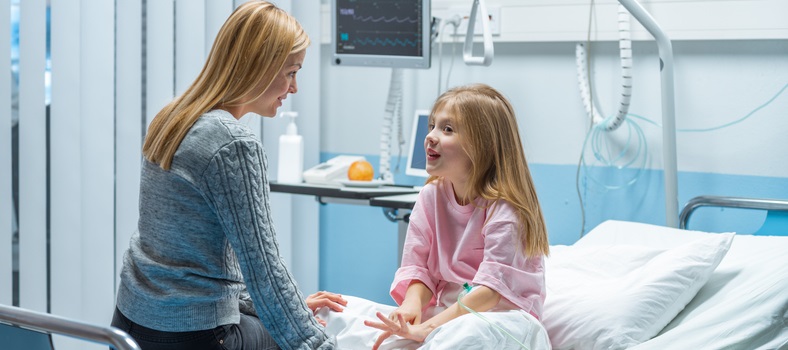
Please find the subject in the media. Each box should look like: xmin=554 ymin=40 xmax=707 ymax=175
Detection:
xmin=348 ymin=160 xmax=374 ymax=181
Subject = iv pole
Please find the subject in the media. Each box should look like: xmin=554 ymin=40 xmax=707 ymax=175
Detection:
xmin=618 ymin=0 xmax=679 ymax=227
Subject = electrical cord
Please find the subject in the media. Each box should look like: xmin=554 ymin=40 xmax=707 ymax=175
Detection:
xmin=577 ymin=81 xmax=787 ymax=237
xmin=437 ymin=15 xmax=462 ymax=96
xmin=578 ymin=82 xmax=786 ymax=194
xmin=576 ymin=0 xmax=597 ymax=238
xmin=580 ymin=117 xmax=648 ymax=190
xmin=628 ymin=82 xmax=788 ymax=132
xmin=445 ymin=24 xmax=459 ymax=92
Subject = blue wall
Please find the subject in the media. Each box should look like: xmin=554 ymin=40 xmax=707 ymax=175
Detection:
xmin=318 ymin=153 xmax=788 ymax=304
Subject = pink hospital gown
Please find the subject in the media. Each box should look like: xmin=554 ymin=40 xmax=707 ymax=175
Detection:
xmin=391 ymin=179 xmax=546 ymax=319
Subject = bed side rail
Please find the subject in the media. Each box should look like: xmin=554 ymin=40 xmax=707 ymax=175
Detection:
xmin=680 ymin=195 xmax=788 ymax=230
xmin=0 ymin=303 xmax=140 ymax=350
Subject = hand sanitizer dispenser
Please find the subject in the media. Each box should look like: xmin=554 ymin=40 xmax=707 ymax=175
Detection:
xmin=277 ymin=111 xmax=303 ymax=183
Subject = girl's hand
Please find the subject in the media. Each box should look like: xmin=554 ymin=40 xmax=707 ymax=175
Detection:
xmin=388 ymin=303 xmax=422 ymax=325
xmin=364 ymin=312 xmax=436 ymax=350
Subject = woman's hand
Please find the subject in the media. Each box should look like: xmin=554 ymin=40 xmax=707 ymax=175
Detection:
xmin=364 ymin=312 xmax=436 ymax=350
xmin=306 ymin=291 xmax=347 ymax=312
xmin=306 ymin=291 xmax=347 ymax=326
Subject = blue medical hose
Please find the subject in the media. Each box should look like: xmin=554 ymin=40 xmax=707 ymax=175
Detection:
xmin=456 ymin=283 xmax=530 ymax=350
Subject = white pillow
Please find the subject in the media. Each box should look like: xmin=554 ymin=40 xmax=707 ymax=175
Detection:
xmin=542 ymin=232 xmax=734 ymax=350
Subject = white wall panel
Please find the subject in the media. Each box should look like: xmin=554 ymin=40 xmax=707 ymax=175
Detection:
xmin=49 ymin=2 xmax=83 ymax=345
xmin=290 ymin=0 xmax=321 ymax=294
xmin=115 ymin=0 xmax=143 ymax=294
xmin=233 ymin=0 xmax=248 ymax=9
xmin=79 ymin=0 xmax=115 ymax=329
xmin=17 ymin=0 xmax=48 ymax=312
xmin=146 ymin=0 xmax=174 ymax=127
xmin=205 ymin=0 xmax=233 ymax=56
xmin=175 ymin=0 xmax=205 ymax=96
xmin=0 ymin=0 xmax=11 ymax=306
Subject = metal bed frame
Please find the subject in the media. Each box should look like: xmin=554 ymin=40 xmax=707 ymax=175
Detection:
xmin=680 ymin=195 xmax=788 ymax=231
xmin=0 ymin=303 xmax=140 ymax=350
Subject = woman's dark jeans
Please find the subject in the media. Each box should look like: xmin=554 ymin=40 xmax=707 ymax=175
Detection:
xmin=111 ymin=308 xmax=279 ymax=350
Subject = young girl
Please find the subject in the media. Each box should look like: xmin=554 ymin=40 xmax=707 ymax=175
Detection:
xmin=319 ymin=84 xmax=551 ymax=349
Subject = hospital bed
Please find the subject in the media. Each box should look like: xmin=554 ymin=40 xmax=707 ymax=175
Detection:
xmin=322 ymin=195 xmax=786 ymax=350
xmin=0 ymin=303 xmax=140 ymax=350
xmin=542 ymin=195 xmax=788 ymax=350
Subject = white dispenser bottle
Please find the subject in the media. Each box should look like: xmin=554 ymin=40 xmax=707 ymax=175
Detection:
xmin=277 ymin=111 xmax=304 ymax=183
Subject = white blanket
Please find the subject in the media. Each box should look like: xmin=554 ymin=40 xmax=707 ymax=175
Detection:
xmin=317 ymin=295 xmax=551 ymax=350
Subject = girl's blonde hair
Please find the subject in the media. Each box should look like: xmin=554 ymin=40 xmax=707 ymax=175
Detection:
xmin=143 ymin=0 xmax=310 ymax=169
xmin=426 ymin=84 xmax=549 ymax=257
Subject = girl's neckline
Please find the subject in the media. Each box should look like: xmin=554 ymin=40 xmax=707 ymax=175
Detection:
xmin=444 ymin=180 xmax=476 ymax=214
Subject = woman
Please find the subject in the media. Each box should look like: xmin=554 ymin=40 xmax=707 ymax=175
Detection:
xmin=112 ymin=2 xmax=345 ymax=349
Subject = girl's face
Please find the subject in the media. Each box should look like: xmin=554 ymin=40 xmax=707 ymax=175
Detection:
xmin=424 ymin=109 xmax=473 ymax=188
xmin=247 ymin=50 xmax=305 ymax=118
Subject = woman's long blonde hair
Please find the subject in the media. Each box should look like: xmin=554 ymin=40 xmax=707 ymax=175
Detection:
xmin=426 ymin=84 xmax=549 ymax=257
xmin=143 ymin=0 xmax=310 ymax=170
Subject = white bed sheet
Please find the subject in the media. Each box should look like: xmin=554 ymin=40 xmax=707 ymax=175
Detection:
xmin=317 ymin=295 xmax=551 ymax=350
xmin=577 ymin=220 xmax=788 ymax=350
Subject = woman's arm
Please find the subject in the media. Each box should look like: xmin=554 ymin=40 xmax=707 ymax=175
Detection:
xmin=206 ymin=139 xmax=333 ymax=349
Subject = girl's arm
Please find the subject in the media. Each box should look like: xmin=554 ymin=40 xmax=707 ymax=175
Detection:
xmin=366 ymin=285 xmax=501 ymax=349
xmin=421 ymin=284 xmax=500 ymax=329
xmin=390 ymin=280 xmax=433 ymax=325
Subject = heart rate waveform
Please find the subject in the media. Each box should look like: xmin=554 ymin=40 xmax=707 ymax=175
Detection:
xmin=347 ymin=14 xmax=419 ymax=24
xmin=353 ymin=35 xmax=420 ymax=48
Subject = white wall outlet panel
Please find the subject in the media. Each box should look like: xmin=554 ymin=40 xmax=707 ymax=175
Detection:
xmin=322 ymin=1 xmax=788 ymax=44
xmin=437 ymin=4 xmax=501 ymax=37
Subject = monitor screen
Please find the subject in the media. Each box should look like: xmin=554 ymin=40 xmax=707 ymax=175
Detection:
xmin=0 ymin=322 xmax=54 ymax=350
xmin=406 ymin=110 xmax=430 ymax=177
xmin=331 ymin=0 xmax=431 ymax=69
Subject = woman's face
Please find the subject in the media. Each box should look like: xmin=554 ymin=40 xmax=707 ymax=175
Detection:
xmin=249 ymin=50 xmax=306 ymax=118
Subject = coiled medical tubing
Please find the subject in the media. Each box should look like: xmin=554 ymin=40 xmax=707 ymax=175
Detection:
xmin=576 ymin=4 xmax=633 ymax=132
xmin=575 ymin=4 xmax=644 ymax=236
xmin=379 ymin=68 xmax=404 ymax=183
xmin=575 ymin=4 xmax=647 ymax=190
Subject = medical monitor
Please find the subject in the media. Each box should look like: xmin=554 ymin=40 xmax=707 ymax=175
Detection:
xmin=331 ymin=0 xmax=431 ymax=69
xmin=0 ymin=322 xmax=54 ymax=350
xmin=406 ymin=110 xmax=430 ymax=177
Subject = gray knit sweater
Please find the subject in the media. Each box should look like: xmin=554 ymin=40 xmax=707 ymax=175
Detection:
xmin=116 ymin=110 xmax=334 ymax=349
